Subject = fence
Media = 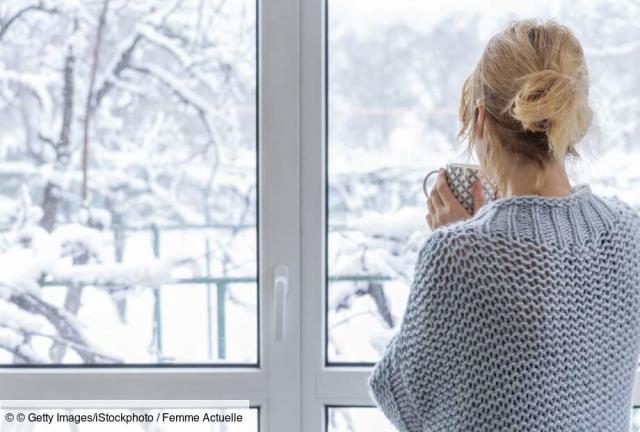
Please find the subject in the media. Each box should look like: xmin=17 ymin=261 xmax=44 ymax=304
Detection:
xmin=38 ymin=223 xmax=391 ymax=363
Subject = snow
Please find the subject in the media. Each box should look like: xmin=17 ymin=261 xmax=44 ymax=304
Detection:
xmin=354 ymin=207 xmax=426 ymax=239
xmin=137 ymin=24 xmax=194 ymax=68
xmin=0 ymin=327 xmax=49 ymax=363
xmin=0 ymin=69 xmax=53 ymax=123
xmin=51 ymin=260 xmax=173 ymax=287
xmin=0 ymin=298 xmax=47 ymax=333
xmin=0 ymin=246 xmax=45 ymax=295
xmin=328 ymin=407 xmax=394 ymax=432
xmin=51 ymin=223 xmax=109 ymax=262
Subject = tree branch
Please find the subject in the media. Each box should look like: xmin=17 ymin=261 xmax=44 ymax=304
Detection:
xmin=28 ymin=330 xmax=122 ymax=363
xmin=0 ymin=3 xmax=59 ymax=42
xmin=40 ymin=42 xmax=75 ymax=232
xmin=0 ymin=340 xmax=44 ymax=364
xmin=10 ymin=293 xmax=118 ymax=364
xmin=92 ymin=35 xmax=142 ymax=112
xmin=82 ymin=0 xmax=111 ymax=202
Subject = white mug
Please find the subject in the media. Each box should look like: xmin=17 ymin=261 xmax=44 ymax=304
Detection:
xmin=423 ymin=163 xmax=495 ymax=214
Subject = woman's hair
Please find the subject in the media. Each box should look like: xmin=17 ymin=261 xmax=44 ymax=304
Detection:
xmin=458 ymin=19 xmax=593 ymax=189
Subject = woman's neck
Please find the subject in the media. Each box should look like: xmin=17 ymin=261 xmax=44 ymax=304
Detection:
xmin=499 ymin=161 xmax=573 ymax=199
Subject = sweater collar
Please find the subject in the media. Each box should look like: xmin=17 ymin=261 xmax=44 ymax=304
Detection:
xmin=470 ymin=184 xmax=619 ymax=247
xmin=477 ymin=184 xmax=593 ymax=214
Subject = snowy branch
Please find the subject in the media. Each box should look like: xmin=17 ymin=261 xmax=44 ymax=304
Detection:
xmin=10 ymin=293 xmax=120 ymax=363
xmin=40 ymin=42 xmax=76 ymax=232
xmin=0 ymin=332 xmax=46 ymax=364
xmin=92 ymin=34 xmax=142 ymax=112
xmin=81 ymin=0 xmax=111 ymax=201
xmin=0 ymin=3 xmax=59 ymax=42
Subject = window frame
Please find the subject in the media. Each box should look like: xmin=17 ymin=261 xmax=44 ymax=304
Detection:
xmin=300 ymin=1 xmax=374 ymax=431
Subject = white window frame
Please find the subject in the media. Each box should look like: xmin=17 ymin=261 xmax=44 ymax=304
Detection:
xmin=0 ymin=0 xmax=302 ymax=431
xmin=300 ymin=1 xmax=373 ymax=431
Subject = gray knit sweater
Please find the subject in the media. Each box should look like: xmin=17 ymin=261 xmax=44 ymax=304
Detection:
xmin=369 ymin=184 xmax=640 ymax=431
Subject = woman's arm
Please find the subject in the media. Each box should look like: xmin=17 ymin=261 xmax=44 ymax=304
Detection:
xmin=368 ymin=230 xmax=452 ymax=431
xmin=368 ymin=334 xmax=422 ymax=432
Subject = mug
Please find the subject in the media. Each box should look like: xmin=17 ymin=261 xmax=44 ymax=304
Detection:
xmin=423 ymin=163 xmax=495 ymax=215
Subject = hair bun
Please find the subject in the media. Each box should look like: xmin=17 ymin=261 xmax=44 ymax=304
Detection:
xmin=513 ymin=69 xmax=574 ymax=131
xmin=511 ymin=68 xmax=590 ymax=159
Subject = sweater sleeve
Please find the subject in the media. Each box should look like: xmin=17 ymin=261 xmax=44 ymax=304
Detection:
xmin=368 ymin=230 xmax=452 ymax=431
xmin=368 ymin=334 xmax=422 ymax=432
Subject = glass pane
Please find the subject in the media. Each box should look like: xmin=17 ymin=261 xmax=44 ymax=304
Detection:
xmin=327 ymin=0 xmax=640 ymax=363
xmin=327 ymin=407 xmax=393 ymax=432
xmin=632 ymin=409 xmax=640 ymax=431
xmin=330 ymin=407 xmax=640 ymax=432
xmin=0 ymin=1 xmax=257 ymax=365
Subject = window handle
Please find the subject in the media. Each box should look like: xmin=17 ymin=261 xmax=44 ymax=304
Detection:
xmin=273 ymin=265 xmax=289 ymax=342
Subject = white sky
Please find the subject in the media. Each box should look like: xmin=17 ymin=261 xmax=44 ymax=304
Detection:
xmin=330 ymin=0 xmax=582 ymax=38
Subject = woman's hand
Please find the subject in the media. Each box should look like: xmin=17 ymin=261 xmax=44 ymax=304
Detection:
xmin=426 ymin=169 xmax=486 ymax=230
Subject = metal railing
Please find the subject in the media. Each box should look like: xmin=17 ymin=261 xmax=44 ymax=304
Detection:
xmin=36 ymin=223 xmax=391 ymax=363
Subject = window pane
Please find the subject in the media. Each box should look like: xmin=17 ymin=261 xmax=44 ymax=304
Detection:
xmin=327 ymin=407 xmax=393 ymax=432
xmin=327 ymin=0 xmax=640 ymax=363
xmin=330 ymin=407 xmax=640 ymax=431
xmin=632 ymin=409 xmax=640 ymax=431
xmin=0 ymin=0 xmax=257 ymax=365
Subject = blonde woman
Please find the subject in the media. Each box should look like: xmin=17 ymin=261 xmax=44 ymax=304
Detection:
xmin=369 ymin=19 xmax=640 ymax=431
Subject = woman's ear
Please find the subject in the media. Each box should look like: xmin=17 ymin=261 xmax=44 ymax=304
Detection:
xmin=476 ymin=103 xmax=486 ymax=138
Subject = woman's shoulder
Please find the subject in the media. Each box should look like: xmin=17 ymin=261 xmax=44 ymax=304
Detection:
xmin=421 ymin=212 xmax=505 ymax=248
xmin=589 ymin=192 xmax=640 ymax=243
xmin=604 ymin=195 xmax=640 ymax=222
xmin=415 ymin=223 xmax=491 ymax=269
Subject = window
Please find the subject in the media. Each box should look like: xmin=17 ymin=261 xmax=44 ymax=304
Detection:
xmin=326 ymin=0 xmax=640 ymax=367
xmin=633 ymin=411 xmax=640 ymax=432
xmin=0 ymin=0 xmax=257 ymax=366
xmin=324 ymin=0 xmax=640 ymax=430
xmin=1 ymin=0 xmax=639 ymax=431
xmin=326 ymin=407 xmax=393 ymax=432
xmin=0 ymin=0 xmax=299 ymax=430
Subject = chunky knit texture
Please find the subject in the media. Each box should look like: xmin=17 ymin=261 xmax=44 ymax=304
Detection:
xmin=369 ymin=184 xmax=640 ymax=431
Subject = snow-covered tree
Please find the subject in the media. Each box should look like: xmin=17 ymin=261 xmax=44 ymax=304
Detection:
xmin=0 ymin=0 xmax=256 ymax=364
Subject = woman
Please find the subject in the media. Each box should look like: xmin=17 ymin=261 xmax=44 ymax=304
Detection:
xmin=369 ymin=19 xmax=640 ymax=431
